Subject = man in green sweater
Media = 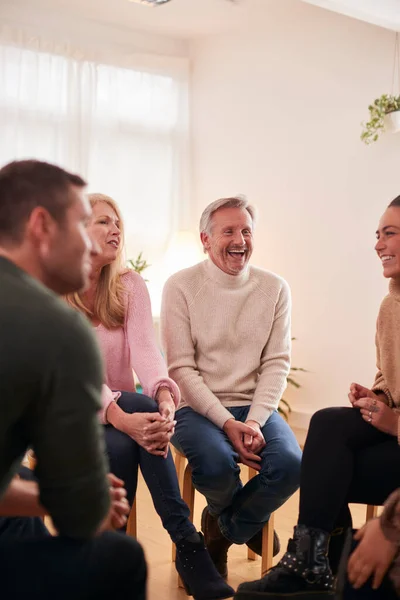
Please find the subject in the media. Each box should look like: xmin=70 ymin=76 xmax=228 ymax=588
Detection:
xmin=161 ymin=196 xmax=302 ymax=578
xmin=0 ymin=160 xmax=146 ymax=599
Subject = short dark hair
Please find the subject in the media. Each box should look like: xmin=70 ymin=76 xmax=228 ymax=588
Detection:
xmin=0 ymin=159 xmax=86 ymax=244
xmin=388 ymin=195 xmax=400 ymax=208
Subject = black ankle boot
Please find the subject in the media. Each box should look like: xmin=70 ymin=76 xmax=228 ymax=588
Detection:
xmin=201 ymin=507 xmax=233 ymax=579
xmin=175 ymin=532 xmax=235 ymax=600
xmin=234 ymin=524 xmax=335 ymax=599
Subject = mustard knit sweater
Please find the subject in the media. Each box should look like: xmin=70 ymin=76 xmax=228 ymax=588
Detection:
xmin=372 ymin=278 xmax=400 ymax=408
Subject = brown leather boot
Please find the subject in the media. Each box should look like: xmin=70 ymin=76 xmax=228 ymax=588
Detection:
xmin=246 ymin=527 xmax=281 ymax=557
xmin=201 ymin=506 xmax=233 ymax=579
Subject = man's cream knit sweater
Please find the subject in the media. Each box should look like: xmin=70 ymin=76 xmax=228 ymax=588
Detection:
xmin=161 ymin=259 xmax=291 ymax=429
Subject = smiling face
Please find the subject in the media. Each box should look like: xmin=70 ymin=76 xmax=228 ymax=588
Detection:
xmin=200 ymin=206 xmax=253 ymax=276
xmin=375 ymin=206 xmax=400 ymax=280
xmin=86 ymin=200 xmax=122 ymax=269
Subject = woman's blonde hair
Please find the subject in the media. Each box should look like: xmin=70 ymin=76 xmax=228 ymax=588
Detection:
xmin=66 ymin=193 xmax=127 ymax=328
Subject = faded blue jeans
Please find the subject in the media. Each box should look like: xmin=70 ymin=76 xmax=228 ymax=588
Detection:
xmin=172 ymin=406 xmax=302 ymax=544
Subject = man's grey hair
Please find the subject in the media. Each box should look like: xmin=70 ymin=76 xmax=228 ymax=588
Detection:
xmin=199 ymin=195 xmax=257 ymax=235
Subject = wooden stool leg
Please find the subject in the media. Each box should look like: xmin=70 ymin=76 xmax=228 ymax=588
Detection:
xmin=247 ymin=467 xmax=258 ymax=560
xmin=366 ymin=505 xmax=378 ymax=521
xmin=174 ymin=447 xmax=186 ymax=490
xmin=178 ymin=464 xmax=195 ymax=589
xmin=172 ymin=450 xmax=189 ymax=562
xmin=126 ymin=499 xmax=137 ymax=537
xmin=261 ymin=513 xmax=274 ymax=577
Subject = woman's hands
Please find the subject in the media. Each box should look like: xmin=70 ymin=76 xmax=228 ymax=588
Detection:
xmin=348 ymin=518 xmax=397 ymax=590
xmin=122 ymin=412 xmax=176 ymax=457
xmin=106 ymin=401 xmax=176 ymax=458
xmin=348 ymin=383 xmax=380 ymax=405
xmin=349 ymin=383 xmax=399 ymax=437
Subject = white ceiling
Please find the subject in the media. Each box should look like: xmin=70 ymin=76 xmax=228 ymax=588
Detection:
xmin=303 ymin=0 xmax=400 ymax=32
xmin=7 ymin=0 xmax=251 ymax=39
xmin=5 ymin=0 xmax=400 ymax=39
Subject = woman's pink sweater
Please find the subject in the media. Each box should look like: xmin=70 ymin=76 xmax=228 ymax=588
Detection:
xmin=95 ymin=271 xmax=180 ymax=423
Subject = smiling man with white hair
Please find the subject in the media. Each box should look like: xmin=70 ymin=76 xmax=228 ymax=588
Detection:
xmin=161 ymin=196 xmax=302 ymax=578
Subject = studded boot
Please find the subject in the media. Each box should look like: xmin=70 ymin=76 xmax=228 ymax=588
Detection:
xmin=234 ymin=524 xmax=335 ymax=599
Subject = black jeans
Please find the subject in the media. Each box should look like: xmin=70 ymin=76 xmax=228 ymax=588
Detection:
xmin=0 ymin=466 xmax=50 ymax=541
xmin=104 ymin=391 xmax=195 ymax=543
xmin=299 ymin=407 xmax=400 ymax=531
xmin=0 ymin=464 xmax=147 ymax=599
xmin=0 ymin=531 xmax=146 ymax=599
xmin=298 ymin=406 xmax=400 ymax=574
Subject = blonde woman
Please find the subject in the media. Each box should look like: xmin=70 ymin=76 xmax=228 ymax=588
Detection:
xmin=67 ymin=194 xmax=234 ymax=600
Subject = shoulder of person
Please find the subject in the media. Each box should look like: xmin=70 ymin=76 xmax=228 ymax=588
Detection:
xmin=42 ymin=292 xmax=98 ymax=352
xmin=165 ymin=261 xmax=206 ymax=291
xmin=378 ymin=291 xmax=395 ymax=313
xmin=119 ymin=268 xmax=147 ymax=292
xmin=249 ymin=266 xmax=290 ymax=298
xmin=8 ymin=280 xmax=99 ymax=365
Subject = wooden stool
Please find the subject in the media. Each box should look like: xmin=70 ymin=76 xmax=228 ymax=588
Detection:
xmin=172 ymin=448 xmax=275 ymax=585
xmin=126 ymin=499 xmax=137 ymax=537
xmin=365 ymin=504 xmax=379 ymax=521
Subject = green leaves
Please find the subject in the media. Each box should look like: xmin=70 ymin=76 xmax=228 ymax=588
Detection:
xmin=127 ymin=252 xmax=150 ymax=281
xmin=361 ymin=93 xmax=400 ymax=144
xmin=278 ymin=343 xmax=307 ymax=421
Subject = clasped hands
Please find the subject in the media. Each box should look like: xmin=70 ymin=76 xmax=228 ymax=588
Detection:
xmin=348 ymin=383 xmax=399 ymax=437
xmin=223 ymin=418 xmax=266 ymax=471
xmin=121 ymin=389 xmax=176 ymax=458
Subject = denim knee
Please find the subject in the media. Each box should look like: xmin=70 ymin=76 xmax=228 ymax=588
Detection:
xmin=117 ymin=392 xmax=158 ymax=415
xmin=192 ymin=452 xmax=238 ymax=490
xmin=260 ymin=447 xmax=302 ymax=497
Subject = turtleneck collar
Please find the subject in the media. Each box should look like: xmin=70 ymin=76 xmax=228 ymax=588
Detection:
xmin=203 ymin=258 xmax=250 ymax=288
xmin=389 ymin=278 xmax=400 ymax=302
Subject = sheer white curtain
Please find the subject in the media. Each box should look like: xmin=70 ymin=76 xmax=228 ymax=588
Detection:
xmin=0 ymin=27 xmax=190 ymax=313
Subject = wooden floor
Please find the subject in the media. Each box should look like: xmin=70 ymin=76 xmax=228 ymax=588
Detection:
xmin=134 ymin=460 xmax=369 ymax=600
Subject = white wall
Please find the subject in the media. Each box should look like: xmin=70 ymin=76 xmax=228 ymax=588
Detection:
xmin=190 ymin=0 xmax=400 ymax=424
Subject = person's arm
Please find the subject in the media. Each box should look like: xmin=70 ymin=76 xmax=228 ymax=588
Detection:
xmin=246 ymin=280 xmax=292 ymax=427
xmin=161 ymin=276 xmax=233 ymax=429
xmin=28 ymin=311 xmax=110 ymax=539
xmin=99 ymin=384 xmax=121 ymax=425
xmin=124 ymin=272 xmax=180 ymax=408
xmin=0 ymin=477 xmax=45 ymax=517
xmin=371 ymin=323 xmax=393 ymax=407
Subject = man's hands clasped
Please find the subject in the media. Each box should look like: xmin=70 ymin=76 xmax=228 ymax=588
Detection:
xmin=223 ymin=418 xmax=266 ymax=470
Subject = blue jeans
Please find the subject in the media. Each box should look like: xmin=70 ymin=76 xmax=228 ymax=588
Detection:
xmin=104 ymin=392 xmax=195 ymax=543
xmin=172 ymin=406 xmax=302 ymax=544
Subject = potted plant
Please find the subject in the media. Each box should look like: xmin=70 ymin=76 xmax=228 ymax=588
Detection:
xmin=361 ymin=94 xmax=400 ymax=144
xmin=127 ymin=252 xmax=150 ymax=394
xmin=127 ymin=252 xmax=150 ymax=281
xmin=278 ymin=339 xmax=307 ymax=421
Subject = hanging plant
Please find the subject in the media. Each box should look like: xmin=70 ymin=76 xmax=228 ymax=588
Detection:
xmin=361 ymin=94 xmax=400 ymax=145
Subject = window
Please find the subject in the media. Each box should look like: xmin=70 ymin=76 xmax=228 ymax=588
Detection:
xmin=0 ymin=35 xmax=189 ymax=312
